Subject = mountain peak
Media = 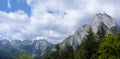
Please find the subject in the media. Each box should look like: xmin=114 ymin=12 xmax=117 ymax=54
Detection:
xmin=95 ymin=13 xmax=112 ymax=20
xmin=90 ymin=13 xmax=116 ymax=33
xmin=58 ymin=13 xmax=120 ymax=49
xmin=94 ymin=13 xmax=115 ymax=25
xmin=96 ymin=12 xmax=107 ymax=16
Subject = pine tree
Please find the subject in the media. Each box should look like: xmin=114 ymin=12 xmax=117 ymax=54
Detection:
xmin=79 ymin=26 xmax=99 ymax=59
xmin=64 ymin=45 xmax=74 ymax=59
xmin=79 ymin=42 xmax=88 ymax=59
xmin=50 ymin=44 xmax=61 ymax=59
xmin=97 ymin=22 xmax=106 ymax=41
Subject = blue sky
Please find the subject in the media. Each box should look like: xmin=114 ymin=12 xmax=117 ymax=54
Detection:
xmin=0 ymin=0 xmax=31 ymax=16
xmin=0 ymin=0 xmax=120 ymax=43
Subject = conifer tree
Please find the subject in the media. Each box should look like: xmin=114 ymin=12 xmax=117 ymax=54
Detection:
xmin=64 ymin=45 xmax=74 ymax=59
xmin=50 ymin=44 xmax=61 ymax=59
xmin=97 ymin=22 xmax=106 ymax=41
xmin=79 ymin=26 xmax=98 ymax=59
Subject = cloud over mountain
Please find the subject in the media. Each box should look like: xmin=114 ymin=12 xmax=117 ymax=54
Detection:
xmin=0 ymin=0 xmax=120 ymax=43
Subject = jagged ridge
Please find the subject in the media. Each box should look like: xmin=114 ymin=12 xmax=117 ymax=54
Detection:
xmin=0 ymin=39 xmax=54 ymax=58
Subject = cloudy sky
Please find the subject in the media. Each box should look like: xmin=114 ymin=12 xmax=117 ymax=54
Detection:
xmin=0 ymin=0 xmax=120 ymax=43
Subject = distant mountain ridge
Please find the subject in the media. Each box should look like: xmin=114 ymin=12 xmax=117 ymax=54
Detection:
xmin=58 ymin=13 xmax=120 ymax=49
xmin=0 ymin=39 xmax=54 ymax=59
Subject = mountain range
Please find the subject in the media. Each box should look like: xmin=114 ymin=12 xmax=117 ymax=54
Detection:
xmin=0 ymin=39 xmax=54 ymax=59
xmin=0 ymin=13 xmax=120 ymax=59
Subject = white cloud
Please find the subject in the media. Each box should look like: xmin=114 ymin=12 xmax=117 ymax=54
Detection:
xmin=0 ymin=0 xmax=120 ymax=43
xmin=0 ymin=10 xmax=29 ymax=40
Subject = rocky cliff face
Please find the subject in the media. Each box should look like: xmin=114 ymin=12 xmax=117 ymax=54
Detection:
xmin=58 ymin=13 xmax=120 ymax=49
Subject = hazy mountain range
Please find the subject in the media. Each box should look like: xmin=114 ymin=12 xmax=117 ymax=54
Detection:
xmin=0 ymin=39 xmax=54 ymax=59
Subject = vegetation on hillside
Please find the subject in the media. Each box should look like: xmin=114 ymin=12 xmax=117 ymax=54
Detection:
xmin=19 ymin=53 xmax=33 ymax=59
